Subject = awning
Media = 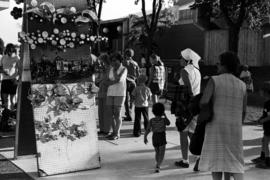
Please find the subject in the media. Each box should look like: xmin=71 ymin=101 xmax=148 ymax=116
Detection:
xmin=0 ymin=0 xmax=9 ymax=11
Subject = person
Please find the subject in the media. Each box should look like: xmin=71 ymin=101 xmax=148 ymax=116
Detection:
xmin=0 ymin=38 xmax=4 ymax=103
xmin=88 ymin=46 xmax=98 ymax=83
xmin=174 ymin=48 xmax=201 ymax=169
xmin=97 ymin=53 xmax=112 ymax=135
xmin=0 ymin=43 xmax=21 ymax=110
xmin=106 ymin=52 xmax=127 ymax=140
xmin=240 ymin=64 xmax=253 ymax=93
xmin=139 ymin=53 xmax=147 ymax=76
xmin=131 ymin=75 xmax=151 ymax=137
xmin=252 ymin=81 xmax=270 ymax=168
xmin=199 ymin=51 xmax=247 ymax=180
xmin=122 ymin=48 xmax=140 ymax=121
xmin=144 ymin=102 xmax=170 ymax=173
xmin=147 ymin=53 xmax=165 ymax=104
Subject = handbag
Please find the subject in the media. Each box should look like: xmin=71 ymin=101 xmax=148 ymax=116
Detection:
xmin=189 ymin=95 xmax=213 ymax=156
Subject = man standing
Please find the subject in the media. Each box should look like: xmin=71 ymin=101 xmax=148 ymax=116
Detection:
xmin=122 ymin=48 xmax=140 ymax=121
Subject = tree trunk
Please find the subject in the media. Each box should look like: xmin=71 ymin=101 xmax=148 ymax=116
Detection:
xmin=228 ymin=26 xmax=240 ymax=53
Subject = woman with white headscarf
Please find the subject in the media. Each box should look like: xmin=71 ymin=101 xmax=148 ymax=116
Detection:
xmin=174 ymin=48 xmax=201 ymax=170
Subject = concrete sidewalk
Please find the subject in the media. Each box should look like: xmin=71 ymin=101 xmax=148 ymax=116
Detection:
xmin=1 ymin=103 xmax=270 ymax=180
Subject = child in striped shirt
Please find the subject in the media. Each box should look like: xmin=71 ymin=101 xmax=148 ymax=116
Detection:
xmin=144 ymin=103 xmax=170 ymax=173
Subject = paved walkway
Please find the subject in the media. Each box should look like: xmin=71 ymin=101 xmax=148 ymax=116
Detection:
xmin=0 ymin=101 xmax=270 ymax=180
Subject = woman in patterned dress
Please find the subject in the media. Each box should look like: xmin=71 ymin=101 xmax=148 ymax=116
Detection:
xmin=199 ymin=51 xmax=247 ymax=180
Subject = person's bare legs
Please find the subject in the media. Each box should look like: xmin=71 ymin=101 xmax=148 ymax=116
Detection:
xmin=10 ymin=94 xmax=15 ymax=110
xmin=154 ymin=147 xmax=159 ymax=167
xmin=157 ymin=145 xmax=166 ymax=167
xmin=113 ymin=106 xmax=122 ymax=137
xmin=212 ymin=172 xmax=222 ymax=180
xmin=2 ymin=93 xmax=9 ymax=109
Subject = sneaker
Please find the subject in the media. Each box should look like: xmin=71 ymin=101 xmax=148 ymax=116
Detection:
xmin=251 ymin=156 xmax=265 ymax=163
xmin=155 ymin=166 xmax=160 ymax=173
xmin=105 ymin=134 xmax=114 ymax=138
xmin=193 ymin=158 xmax=200 ymax=172
xmin=175 ymin=160 xmax=189 ymax=168
xmin=108 ymin=135 xmax=119 ymax=140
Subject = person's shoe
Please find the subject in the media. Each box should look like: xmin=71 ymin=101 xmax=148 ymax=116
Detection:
xmin=133 ymin=134 xmax=141 ymax=137
xmin=155 ymin=166 xmax=160 ymax=173
xmin=123 ymin=117 xmax=132 ymax=121
xmin=193 ymin=158 xmax=200 ymax=172
xmin=175 ymin=160 xmax=189 ymax=168
xmin=251 ymin=156 xmax=265 ymax=163
xmin=105 ymin=134 xmax=114 ymax=138
xmin=108 ymin=135 xmax=119 ymax=140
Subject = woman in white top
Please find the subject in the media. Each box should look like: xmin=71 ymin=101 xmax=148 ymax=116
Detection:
xmin=106 ymin=52 xmax=127 ymax=140
xmin=175 ymin=48 xmax=201 ymax=169
xmin=0 ymin=43 xmax=21 ymax=110
xmin=199 ymin=52 xmax=247 ymax=180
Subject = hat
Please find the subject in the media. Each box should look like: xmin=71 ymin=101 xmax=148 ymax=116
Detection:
xmin=181 ymin=48 xmax=201 ymax=69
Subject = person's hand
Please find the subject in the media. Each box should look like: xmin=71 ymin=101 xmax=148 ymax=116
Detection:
xmin=144 ymin=137 xmax=148 ymax=144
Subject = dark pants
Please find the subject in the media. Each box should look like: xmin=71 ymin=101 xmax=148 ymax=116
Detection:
xmin=124 ymin=80 xmax=136 ymax=119
xmin=133 ymin=107 xmax=149 ymax=136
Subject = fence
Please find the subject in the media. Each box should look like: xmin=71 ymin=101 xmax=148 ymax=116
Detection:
xmin=204 ymin=29 xmax=270 ymax=66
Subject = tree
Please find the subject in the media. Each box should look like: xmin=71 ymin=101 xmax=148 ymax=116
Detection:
xmin=191 ymin=0 xmax=270 ymax=53
xmin=132 ymin=0 xmax=175 ymax=61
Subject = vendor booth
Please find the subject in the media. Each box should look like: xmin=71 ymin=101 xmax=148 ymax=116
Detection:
xmin=14 ymin=0 xmax=105 ymax=177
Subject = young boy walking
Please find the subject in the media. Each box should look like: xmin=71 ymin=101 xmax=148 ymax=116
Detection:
xmin=253 ymin=82 xmax=270 ymax=168
xmin=144 ymin=103 xmax=170 ymax=173
xmin=131 ymin=75 xmax=151 ymax=137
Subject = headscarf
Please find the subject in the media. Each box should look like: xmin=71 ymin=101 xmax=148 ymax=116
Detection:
xmin=181 ymin=48 xmax=201 ymax=69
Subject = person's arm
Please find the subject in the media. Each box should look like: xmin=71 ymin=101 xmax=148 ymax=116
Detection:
xmin=147 ymin=67 xmax=154 ymax=86
xmin=144 ymin=120 xmax=151 ymax=144
xmin=180 ymin=69 xmax=192 ymax=96
xmin=114 ymin=67 xmax=127 ymax=83
xmin=259 ymin=112 xmax=270 ymax=123
xmin=131 ymin=88 xmax=136 ymax=104
xmin=242 ymin=91 xmax=247 ymax=123
xmin=200 ymin=78 xmax=214 ymax=107
xmin=163 ymin=113 xmax=170 ymax=126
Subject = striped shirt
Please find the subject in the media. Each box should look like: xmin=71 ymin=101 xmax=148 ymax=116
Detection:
xmin=150 ymin=117 xmax=170 ymax=133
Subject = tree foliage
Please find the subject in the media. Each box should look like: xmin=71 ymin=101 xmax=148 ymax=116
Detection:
xmin=191 ymin=0 xmax=270 ymax=52
xmin=131 ymin=0 xmax=175 ymax=57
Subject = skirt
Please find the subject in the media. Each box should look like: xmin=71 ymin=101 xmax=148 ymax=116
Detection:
xmin=152 ymin=132 xmax=167 ymax=147
xmin=149 ymin=82 xmax=162 ymax=95
xmin=1 ymin=79 xmax=17 ymax=95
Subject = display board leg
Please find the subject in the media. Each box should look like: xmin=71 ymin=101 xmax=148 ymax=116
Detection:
xmin=15 ymin=81 xmax=37 ymax=158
